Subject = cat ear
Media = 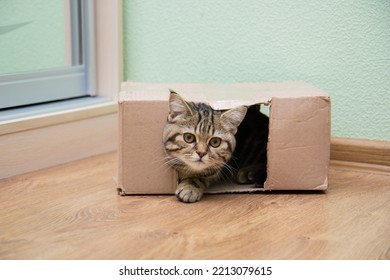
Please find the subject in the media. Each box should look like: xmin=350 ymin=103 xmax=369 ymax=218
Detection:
xmin=220 ymin=106 xmax=247 ymax=134
xmin=168 ymin=90 xmax=194 ymax=122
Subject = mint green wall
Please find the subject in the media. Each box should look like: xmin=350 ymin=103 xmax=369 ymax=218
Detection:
xmin=0 ymin=0 xmax=65 ymax=74
xmin=123 ymin=0 xmax=390 ymax=141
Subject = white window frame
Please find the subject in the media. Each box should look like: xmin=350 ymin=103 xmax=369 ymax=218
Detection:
xmin=0 ymin=0 xmax=123 ymax=179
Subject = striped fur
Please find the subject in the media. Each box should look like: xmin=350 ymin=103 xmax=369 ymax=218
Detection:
xmin=163 ymin=91 xmax=268 ymax=203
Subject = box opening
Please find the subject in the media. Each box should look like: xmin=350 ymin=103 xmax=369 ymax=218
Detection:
xmin=206 ymin=103 xmax=270 ymax=194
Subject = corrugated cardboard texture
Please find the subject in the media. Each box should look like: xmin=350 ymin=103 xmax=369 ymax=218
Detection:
xmin=118 ymin=81 xmax=330 ymax=195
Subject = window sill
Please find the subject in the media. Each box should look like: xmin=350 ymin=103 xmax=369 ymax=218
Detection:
xmin=0 ymin=97 xmax=118 ymax=136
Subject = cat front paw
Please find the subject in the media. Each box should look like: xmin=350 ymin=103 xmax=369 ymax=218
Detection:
xmin=175 ymin=182 xmax=204 ymax=203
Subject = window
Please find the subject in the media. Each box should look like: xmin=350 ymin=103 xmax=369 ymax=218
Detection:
xmin=0 ymin=0 xmax=121 ymax=179
xmin=0 ymin=0 xmax=95 ymax=109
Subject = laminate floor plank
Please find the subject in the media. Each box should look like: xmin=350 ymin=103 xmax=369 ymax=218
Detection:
xmin=0 ymin=152 xmax=389 ymax=259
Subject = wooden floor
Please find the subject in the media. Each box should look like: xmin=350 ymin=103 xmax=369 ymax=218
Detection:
xmin=0 ymin=152 xmax=389 ymax=260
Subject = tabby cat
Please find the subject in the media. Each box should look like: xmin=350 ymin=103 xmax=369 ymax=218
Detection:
xmin=163 ymin=90 xmax=268 ymax=203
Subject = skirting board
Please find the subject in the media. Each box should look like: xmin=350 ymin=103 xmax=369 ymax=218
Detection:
xmin=331 ymin=137 xmax=390 ymax=167
xmin=0 ymin=114 xmax=117 ymax=179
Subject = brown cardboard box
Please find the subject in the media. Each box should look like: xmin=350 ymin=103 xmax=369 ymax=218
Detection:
xmin=118 ymin=81 xmax=330 ymax=195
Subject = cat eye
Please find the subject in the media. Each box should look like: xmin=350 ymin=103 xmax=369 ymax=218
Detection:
xmin=183 ymin=133 xmax=196 ymax=143
xmin=209 ymin=137 xmax=222 ymax=148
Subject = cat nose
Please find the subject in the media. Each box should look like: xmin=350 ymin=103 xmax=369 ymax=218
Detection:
xmin=196 ymin=151 xmax=207 ymax=158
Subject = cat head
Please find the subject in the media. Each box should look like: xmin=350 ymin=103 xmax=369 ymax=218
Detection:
xmin=163 ymin=90 xmax=247 ymax=176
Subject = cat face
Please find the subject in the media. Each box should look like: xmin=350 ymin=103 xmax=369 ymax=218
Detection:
xmin=163 ymin=91 xmax=247 ymax=176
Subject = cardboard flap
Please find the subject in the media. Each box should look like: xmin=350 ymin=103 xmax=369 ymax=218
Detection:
xmin=265 ymin=96 xmax=331 ymax=190
xmin=120 ymin=81 xmax=329 ymax=110
xmin=118 ymin=100 xmax=176 ymax=194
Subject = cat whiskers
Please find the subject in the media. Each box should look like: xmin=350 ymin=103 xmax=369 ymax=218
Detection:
xmin=152 ymin=156 xmax=182 ymax=174
xmin=217 ymin=163 xmax=238 ymax=183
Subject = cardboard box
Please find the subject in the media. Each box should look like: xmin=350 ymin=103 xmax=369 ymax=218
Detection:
xmin=118 ymin=81 xmax=330 ymax=195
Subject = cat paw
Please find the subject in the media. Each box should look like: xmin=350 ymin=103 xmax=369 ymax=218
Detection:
xmin=236 ymin=169 xmax=251 ymax=184
xmin=236 ymin=164 xmax=267 ymax=185
xmin=175 ymin=183 xmax=204 ymax=203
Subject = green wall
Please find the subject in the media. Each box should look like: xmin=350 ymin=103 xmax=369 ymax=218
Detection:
xmin=123 ymin=0 xmax=390 ymax=141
